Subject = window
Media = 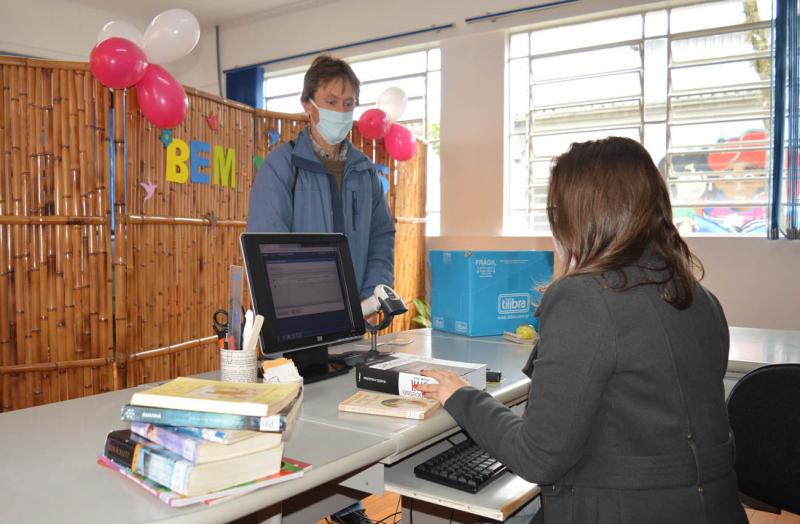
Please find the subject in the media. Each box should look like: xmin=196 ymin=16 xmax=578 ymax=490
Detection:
xmin=507 ymin=0 xmax=774 ymax=235
xmin=264 ymin=49 xmax=442 ymax=235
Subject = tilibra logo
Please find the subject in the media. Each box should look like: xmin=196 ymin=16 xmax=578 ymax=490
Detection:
xmin=497 ymin=293 xmax=530 ymax=314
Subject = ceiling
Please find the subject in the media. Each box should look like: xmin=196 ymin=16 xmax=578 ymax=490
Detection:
xmin=70 ymin=0 xmax=340 ymax=27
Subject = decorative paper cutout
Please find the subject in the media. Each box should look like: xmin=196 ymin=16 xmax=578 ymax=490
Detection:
xmin=165 ymin=138 xmax=237 ymax=188
xmin=207 ymin=113 xmax=218 ymax=131
xmin=268 ymin=128 xmax=280 ymax=147
xmin=241 ymin=170 xmax=247 ymax=177
xmin=160 ymin=129 xmax=173 ymax=148
xmin=254 ymin=155 xmax=264 ymax=171
xmin=140 ymin=180 xmax=157 ymax=202
xmin=379 ymin=175 xmax=389 ymax=195
xmin=375 ymin=163 xmax=390 ymax=175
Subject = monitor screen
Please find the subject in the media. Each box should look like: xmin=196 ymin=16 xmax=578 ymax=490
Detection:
xmin=241 ymin=233 xmax=365 ymax=361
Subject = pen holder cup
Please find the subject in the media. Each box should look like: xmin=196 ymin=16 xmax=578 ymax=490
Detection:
xmin=220 ymin=348 xmax=258 ymax=383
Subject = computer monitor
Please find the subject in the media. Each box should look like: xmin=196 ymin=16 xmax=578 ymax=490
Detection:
xmin=240 ymin=233 xmax=366 ymax=383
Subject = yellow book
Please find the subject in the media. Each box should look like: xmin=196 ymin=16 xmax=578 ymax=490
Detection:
xmin=130 ymin=377 xmax=301 ymax=417
xmin=338 ymin=390 xmax=440 ymax=420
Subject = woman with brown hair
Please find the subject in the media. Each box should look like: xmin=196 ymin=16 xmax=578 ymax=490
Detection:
xmin=419 ymin=137 xmax=747 ymax=523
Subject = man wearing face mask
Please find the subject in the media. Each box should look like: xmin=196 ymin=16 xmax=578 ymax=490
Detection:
xmin=246 ymin=55 xmax=395 ymax=299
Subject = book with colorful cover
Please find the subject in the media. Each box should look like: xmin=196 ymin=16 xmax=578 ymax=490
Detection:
xmin=170 ymin=426 xmax=265 ymax=445
xmin=104 ymin=429 xmax=283 ymax=496
xmin=130 ymin=422 xmax=282 ymax=464
xmin=121 ymin=388 xmax=303 ymax=433
xmin=97 ymin=454 xmax=310 ymax=507
xmin=130 ymin=377 xmax=301 ymax=417
xmin=338 ymin=390 xmax=440 ymax=420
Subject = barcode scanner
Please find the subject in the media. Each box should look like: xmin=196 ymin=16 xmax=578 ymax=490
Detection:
xmin=360 ymin=285 xmax=408 ymax=319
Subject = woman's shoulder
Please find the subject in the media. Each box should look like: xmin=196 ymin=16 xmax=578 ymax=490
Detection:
xmin=545 ymin=273 xmax=605 ymax=296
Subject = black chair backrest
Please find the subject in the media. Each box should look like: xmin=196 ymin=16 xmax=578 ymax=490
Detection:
xmin=727 ymin=363 xmax=800 ymax=514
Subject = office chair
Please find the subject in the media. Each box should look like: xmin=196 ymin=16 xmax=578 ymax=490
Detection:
xmin=726 ymin=363 xmax=800 ymax=514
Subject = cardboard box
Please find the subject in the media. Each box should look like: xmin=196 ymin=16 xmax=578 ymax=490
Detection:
xmin=429 ymin=250 xmax=554 ymax=337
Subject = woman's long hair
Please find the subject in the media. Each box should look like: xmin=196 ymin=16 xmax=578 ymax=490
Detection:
xmin=547 ymin=137 xmax=703 ymax=309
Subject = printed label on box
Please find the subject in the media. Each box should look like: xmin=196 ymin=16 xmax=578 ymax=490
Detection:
xmin=474 ymin=257 xmax=496 ymax=278
xmin=497 ymin=293 xmax=530 ymax=315
xmin=455 ymin=321 xmax=468 ymax=333
xmin=433 ymin=316 xmax=445 ymax=329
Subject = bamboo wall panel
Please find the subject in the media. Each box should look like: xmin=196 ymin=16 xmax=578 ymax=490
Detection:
xmin=0 ymin=57 xmax=113 ymax=411
xmin=117 ymin=88 xmax=255 ymax=388
xmin=391 ymin=143 xmax=427 ymax=332
xmin=0 ymin=54 xmax=427 ymax=410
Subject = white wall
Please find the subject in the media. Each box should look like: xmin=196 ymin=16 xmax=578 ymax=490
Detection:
xmin=0 ymin=0 xmax=220 ymax=95
xmin=169 ymin=32 xmax=221 ymax=96
xmin=439 ymin=32 xmax=506 ymax=237
xmin=0 ymin=0 xmax=147 ymax=61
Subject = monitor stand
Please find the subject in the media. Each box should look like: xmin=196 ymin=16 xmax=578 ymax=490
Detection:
xmin=328 ymin=329 xmax=393 ymax=367
xmin=289 ymin=345 xmax=349 ymax=384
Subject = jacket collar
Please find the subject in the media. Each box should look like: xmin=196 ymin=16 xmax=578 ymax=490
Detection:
xmin=291 ymin=127 xmax=372 ymax=174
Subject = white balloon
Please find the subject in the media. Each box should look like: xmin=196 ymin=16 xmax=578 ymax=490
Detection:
xmin=97 ymin=20 xmax=143 ymax=47
xmin=142 ymin=9 xmax=200 ymax=64
xmin=377 ymin=87 xmax=407 ymax=122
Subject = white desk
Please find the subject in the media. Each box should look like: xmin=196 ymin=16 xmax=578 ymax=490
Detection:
xmin=0 ymin=329 xmax=534 ymax=524
xmin=0 ymin=327 xmax=796 ymax=524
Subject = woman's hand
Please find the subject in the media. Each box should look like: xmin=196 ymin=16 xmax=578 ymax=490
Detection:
xmin=416 ymin=369 xmax=469 ymax=405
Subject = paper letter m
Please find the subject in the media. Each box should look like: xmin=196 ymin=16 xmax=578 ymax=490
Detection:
xmin=214 ymin=146 xmax=236 ymax=188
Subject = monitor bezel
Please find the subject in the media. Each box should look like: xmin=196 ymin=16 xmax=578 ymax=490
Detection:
xmin=240 ymin=232 xmax=366 ymax=358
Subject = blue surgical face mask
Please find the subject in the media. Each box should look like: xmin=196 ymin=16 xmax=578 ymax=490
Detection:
xmin=310 ymin=99 xmax=353 ymax=145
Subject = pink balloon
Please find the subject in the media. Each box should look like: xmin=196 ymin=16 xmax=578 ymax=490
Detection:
xmin=89 ymin=37 xmax=148 ymax=89
xmin=384 ymin=123 xmax=417 ymax=161
xmin=357 ymin=108 xmax=391 ymax=140
xmin=135 ymin=64 xmax=188 ymax=129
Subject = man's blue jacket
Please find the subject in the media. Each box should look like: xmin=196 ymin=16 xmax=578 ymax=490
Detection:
xmin=246 ymin=127 xmax=395 ymax=299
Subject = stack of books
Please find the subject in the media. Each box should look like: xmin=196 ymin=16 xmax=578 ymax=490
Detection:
xmin=100 ymin=377 xmax=307 ymax=507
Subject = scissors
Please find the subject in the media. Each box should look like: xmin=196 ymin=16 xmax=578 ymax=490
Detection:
xmin=212 ymin=309 xmax=230 ymax=349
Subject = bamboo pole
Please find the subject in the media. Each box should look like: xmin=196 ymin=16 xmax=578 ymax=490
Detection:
xmin=11 ymin=65 xmax=29 ymax=404
xmin=0 ymin=65 xmax=12 ymax=409
xmin=98 ymin=83 xmax=113 ymax=394
xmin=0 ymin=357 xmax=110 ymax=374
xmin=113 ymin=88 xmax=128 ymax=389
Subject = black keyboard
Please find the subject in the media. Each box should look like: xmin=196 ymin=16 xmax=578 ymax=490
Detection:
xmin=413 ymin=439 xmax=507 ymax=493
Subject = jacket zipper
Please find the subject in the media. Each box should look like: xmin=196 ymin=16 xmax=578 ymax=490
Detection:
xmin=352 ymin=191 xmax=357 ymax=231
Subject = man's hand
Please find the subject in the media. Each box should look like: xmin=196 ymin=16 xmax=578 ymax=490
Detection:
xmin=416 ymin=369 xmax=469 ymax=405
